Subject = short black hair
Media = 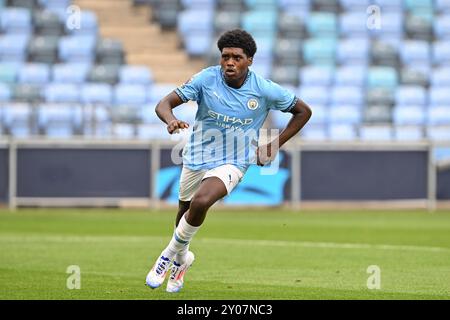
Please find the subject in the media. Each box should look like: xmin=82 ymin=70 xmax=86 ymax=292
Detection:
xmin=217 ymin=29 xmax=257 ymax=58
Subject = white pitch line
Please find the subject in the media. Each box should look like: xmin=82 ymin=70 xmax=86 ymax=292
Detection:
xmin=0 ymin=234 xmax=449 ymax=253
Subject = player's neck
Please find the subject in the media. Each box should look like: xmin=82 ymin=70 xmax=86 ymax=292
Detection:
xmin=224 ymin=69 xmax=249 ymax=89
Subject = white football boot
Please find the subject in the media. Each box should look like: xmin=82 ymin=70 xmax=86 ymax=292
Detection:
xmin=146 ymin=254 xmax=172 ymax=289
xmin=166 ymin=251 xmax=195 ymax=293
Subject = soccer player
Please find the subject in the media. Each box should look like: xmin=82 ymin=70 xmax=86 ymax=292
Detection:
xmin=146 ymin=29 xmax=312 ymax=293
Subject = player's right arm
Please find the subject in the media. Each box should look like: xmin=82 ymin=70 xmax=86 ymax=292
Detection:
xmin=155 ymin=91 xmax=189 ymax=134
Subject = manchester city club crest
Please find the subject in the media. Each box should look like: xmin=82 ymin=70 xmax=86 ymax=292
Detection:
xmin=247 ymin=98 xmax=259 ymax=110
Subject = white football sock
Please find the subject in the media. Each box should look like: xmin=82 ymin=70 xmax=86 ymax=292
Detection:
xmin=162 ymin=215 xmax=199 ymax=262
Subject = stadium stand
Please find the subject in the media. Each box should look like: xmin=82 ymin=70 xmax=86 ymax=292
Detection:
xmin=0 ymin=0 xmax=449 ymax=142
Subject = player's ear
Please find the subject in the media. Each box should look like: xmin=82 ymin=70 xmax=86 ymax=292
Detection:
xmin=248 ymin=56 xmax=253 ymax=66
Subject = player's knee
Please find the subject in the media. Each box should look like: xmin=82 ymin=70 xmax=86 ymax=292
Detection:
xmin=190 ymin=194 xmax=213 ymax=212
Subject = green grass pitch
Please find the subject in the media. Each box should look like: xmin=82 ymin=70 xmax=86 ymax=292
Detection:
xmin=0 ymin=208 xmax=449 ymax=300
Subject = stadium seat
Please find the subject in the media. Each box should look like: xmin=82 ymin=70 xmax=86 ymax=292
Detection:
xmin=18 ymin=63 xmax=50 ymax=84
xmin=298 ymin=86 xmax=329 ymax=105
xmin=300 ymin=66 xmax=333 ymax=86
xmin=0 ymin=83 xmax=11 ymax=102
xmin=271 ymin=109 xmax=292 ymax=129
xmin=148 ymin=83 xmax=177 ymax=102
xmin=114 ymin=84 xmax=148 ymax=106
xmin=427 ymin=125 xmax=450 ymax=140
xmin=112 ymin=123 xmax=136 ymax=139
xmin=306 ymin=12 xmax=337 ymax=37
xmin=393 ymin=105 xmax=427 ymax=126
xmin=334 ymin=66 xmax=366 ymax=86
xmin=339 ymin=0 xmax=370 ymax=10
xmin=278 ymin=0 xmax=310 ymax=20
xmin=328 ymin=105 xmax=362 ymax=125
xmin=217 ymin=0 xmax=245 ymax=11
xmin=304 ymin=104 xmax=327 ymax=125
xmin=0 ymin=62 xmax=20 ymax=84
xmin=277 ymin=13 xmax=305 ymax=40
xmin=58 ymin=35 xmax=96 ymax=63
xmin=80 ymin=83 xmax=113 ymax=105
xmin=241 ymin=10 xmax=278 ymax=37
xmin=395 ymin=86 xmax=427 ymax=106
xmin=0 ymin=7 xmax=32 ymax=35
xmin=87 ymin=65 xmax=120 ymax=85
xmin=394 ymin=126 xmax=425 ymax=141
xmin=431 ymin=67 xmax=450 ymax=86
xmin=153 ymin=0 xmax=181 ymax=29
xmin=400 ymin=67 xmax=429 ymax=87
xmin=328 ymin=123 xmax=357 ymax=140
xmin=300 ymin=124 xmax=327 ymax=140
xmin=37 ymin=103 xmax=82 ymax=137
xmin=45 ymin=83 xmax=79 ymax=103
xmin=52 ymin=63 xmax=90 ymax=84
xmin=405 ymin=14 xmax=433 ymax=41
xmin=432 ymin=41 xmax=450 ymax=65
xmin=177 ymin=9 xmax=213 ymax=36
xmin=312 ymin=0 xmax=339 ymax=12
xmin=373 ymin=0 xmax=402 ymax=11
xmin=330 ymin=86 xmax=364 ymax=106
xmin=250 ymin=60 xmax=272 ymax=79
xmin=173 ymin=102 xmax=197 ymax=124
xmin=96 ymin=39 xmax=125 ymax=65
xmin=12 ymin=84 xmax=42 ymax=102
xmin=339 ymin=12 xmax=368 ymax=37
xmin=429 ymin=87 xmax=450 ymax=106
xmin=436 ymin=0 xmax=450 ymax=13
xmin=271 ymin=65 xmax=299 ymax=86
xmin=27 ymin=35 xmax=59 ymax=64
xmin=181 ymin=0 xmax=216 ymax=9
xmin=2 ymin=103 xmax=34 ymax=136
xmin=65 ymin=10 xmax=98 ymax=36
xmin=367 ymin=67 xmax=398 ymax=89
xmin=369 ymin=12 xmax=403 ymax=37
xmin=33 ymin=9 xmax=63 ymax=36
xmin=0 ymin=34 xmax=29 ymax=62
xmin=214 ymin=11 xmax=241 ymax=34
xmin=363 ymin=105 xmax=392 ymax=124
xmin=359 ymin=125 xmax=393 ymax=141
xmin=303 ymin=38 xmax=336 ymax=65
xmin=119 ymin=65 xmax=153 ymax=85
xmin=427 ymin=106 xmax=450 ymax=125
xmin=244 ymin=0 xmax=278 ymax=10
xmin=183 ymin=32 xmax=213 ymax=57
xmin=400 ymin=40 xmax=431 ymax=66
xmin=367 ymin=87 xmax=396 ymax=106
xmin=273 ymin=38 xmax=302 ymax=66
xmin=337 ymin=38 xmax=369 ymax=65
xmin=370 ymin=40 xmax=399 ymax=68
xmin=137 ymin=123 xmax=170 ymax=139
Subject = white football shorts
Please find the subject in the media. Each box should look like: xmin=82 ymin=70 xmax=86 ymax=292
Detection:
xmin=178 ymin=164 xmax=244 ymax=201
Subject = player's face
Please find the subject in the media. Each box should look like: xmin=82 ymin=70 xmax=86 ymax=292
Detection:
xmin=220 ymin=47 xmax=253 ymax=84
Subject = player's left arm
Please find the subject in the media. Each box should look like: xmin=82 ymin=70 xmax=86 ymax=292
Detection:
xmin=257 ymin=99 xmax=312 ymax=166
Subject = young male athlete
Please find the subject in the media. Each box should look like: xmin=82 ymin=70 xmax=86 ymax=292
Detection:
xmin=146 ymin=29 xmax=312 ymax=293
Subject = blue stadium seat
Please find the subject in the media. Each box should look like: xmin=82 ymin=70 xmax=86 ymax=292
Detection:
xmin=334 ymin=66 xmax=366 ymax=86
xmin=65 ymin=10 xmax=98 ymax=36
xmin=119 ymin=65 xmax=153 ymax=85
xmin=45 ymin=83 xmax=80 ymax=103
xmin=0 ymin=83 xmax=11 ymax=102
xmin=404 ymin=0 xmax=434 ymax=14
xmin=181 ymin=0 xmax=216 ymax=9
xmin=328 ymin=105 xmax=362 ymax=125
xmin=395 ymin=86 xmax=427 ymax=106
xmin=427 ymin=125 xmax=450 ymax=140
xmin=304 ymin=104 xmax=327 ymax=125
xmin=298 ymin=85 xmax=329 ymax=105
xmin=300 ymin=124 xmax=327 ymax=140
xmin=328 ymin=124 xmax=357 ymax=140
xmin=339 ymin=0 xmax=370 ymax=10
xmin=367 ymin=67 xmax=398 ymax=88
xmin=432 ymin=41 xmax=450 ymax=65
xmin=58 ymin=35 xmax=96 ymax=63
xmin=2 ymin=103 xmax=33 ymax=136
xmin=306 ymin=12 xmax=337 ymax=37
xmin=360 ymin=125 xmax=393 ymax=141
xmin=373 ymin=0 xmax=402 ymax=11
xmin=400 ymin=40 xmax=430 ymax=65
xmin=427 ymin=106 xmax=450 ymax=125
xmin=184 ymin=33 xmax=213 ymax=57
xmin=250 ymin=59 xmax=272 ymax=79
xmin=431 ymin=67 xmax=450 ymax=86
xmin=434 ymin=14 xmax=450 ymax=39
xmin=278 ymin=0 xmax=310 ymax=20
xmin=148 ymin=83 xmax=177 ymax=102
xmin=436 ymin=0 xmax=450 ymax=13
xmin=271 ymin=109 xmax=292 ymax=129
xmin=369 ymin=12 xmax=403 ymax=37
xmin=300 ymin=66 xmax=333 ymax=86
xmin=0 ymin=34 xmax=29 ymax=62
xmin=80 ymin=83 xmax=113 ymax=105
xmin=393 ymin=105 xmax=426 ymax=125
xmin=52 ymin=63 xmax=90 ymax=84
xmin=330 ymin=86 xmax=364 ymax=106
xmin=140 ymin=103 xmax=160 ymax=124
xmin=137 ymin=123 xmax=170 ymax=139
xmin=112 ymin=123 xmax=136 ymax=139
xmin=173 ymin=103 xmax=197 ymax=124
xmin=241 ymin=10 xmax=278 ymax=37
xmin=114 ymin=84 xmax=149 ymax=106
xmin=245 ymin=0 xmax=278 ymax=10
xmin=394 ymin=126 xmax=424 ymax=141
xmin=303 ymin=38 xmax=336 ymax=65
xmin=18 ymin=63 xmax=50 ymax=84
xmin=429 ymin=87 xmax=450 ymax=106
xmin=0 ymin=8 xmax=32 ymax=34
xmin=339 ymin=12 xmax=368 ymax=36
xmin=336 ymin=38 xmax=369 ymax=65
xmin=83 ymin=105 xmax=112 ymax=137
xmin=38 ymin=103 xmax=82 ymax=137
xmin=177 ymin=9 xmax=213 ymax=36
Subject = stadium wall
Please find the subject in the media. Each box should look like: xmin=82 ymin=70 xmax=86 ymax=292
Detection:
xmin=1 ymin=139 xmax=449 ymax=209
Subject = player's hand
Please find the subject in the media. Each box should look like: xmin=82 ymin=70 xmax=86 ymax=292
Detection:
xmin=167 ymin=119 xmax=189 ymax=134
xmin=256 ymin=143 xmax=278 ymax=166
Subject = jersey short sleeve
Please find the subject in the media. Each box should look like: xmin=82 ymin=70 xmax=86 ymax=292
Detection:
xmin=265 ymin=80 xmax=298 ymax=113
xmin=175 ymin=69 xmax=207 ymax=103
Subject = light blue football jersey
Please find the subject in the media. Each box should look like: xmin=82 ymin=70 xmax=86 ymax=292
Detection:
xmin=174 ymin=65 xmax=297 ymax=173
